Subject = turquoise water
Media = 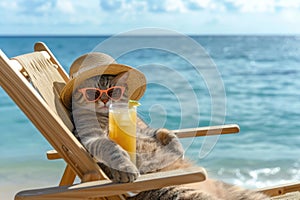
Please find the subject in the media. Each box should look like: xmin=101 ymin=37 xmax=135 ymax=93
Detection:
xmin=1 ymin=36 xmax=300 ymax=198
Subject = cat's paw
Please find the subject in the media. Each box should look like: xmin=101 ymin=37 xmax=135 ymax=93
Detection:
xmin=110 ymin=162 xmax=140 ymax=183
xmin=99 ymin=158 xmax=139 ymax=183
xmin=155 ymin=128 xmax=177 ymax=145
xmin=155 ymin=128 xmax=185 ymax=159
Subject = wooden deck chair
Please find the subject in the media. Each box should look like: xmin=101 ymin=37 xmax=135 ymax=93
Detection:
xmin=0 ymin=42 xmax=240 ymax=200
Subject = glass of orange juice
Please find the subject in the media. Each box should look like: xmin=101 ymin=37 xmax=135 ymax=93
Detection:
xmin=109 ymin=102 xmax=137 ymax=165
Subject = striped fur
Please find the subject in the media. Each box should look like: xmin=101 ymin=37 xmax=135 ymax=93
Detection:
xmin=71 ymin=73 xmax=269 ymax=199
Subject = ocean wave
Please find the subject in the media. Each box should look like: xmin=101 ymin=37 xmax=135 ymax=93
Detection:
xmin=202 ymin=158 xmax=300 ymax=189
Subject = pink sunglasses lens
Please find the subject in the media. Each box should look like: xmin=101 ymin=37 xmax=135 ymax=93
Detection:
xmin=85 ymin=89 xmax=101 ymax=101
xmin=107 ymin=87 xmax=123 ymax=100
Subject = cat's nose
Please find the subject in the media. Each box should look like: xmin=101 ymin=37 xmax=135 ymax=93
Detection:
xmin=100 ymin=93 xmax=109 ymax=105
xmin=101 ymin=98 xmax=108 ymax=105
xmin=101 ymin=97 xmax=109 ymax=105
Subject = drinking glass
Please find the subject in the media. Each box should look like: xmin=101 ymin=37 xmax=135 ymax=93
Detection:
xmin=109 ymin=102 xmax=137 ymax=165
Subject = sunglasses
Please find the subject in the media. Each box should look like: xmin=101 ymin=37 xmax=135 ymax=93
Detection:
xmin=78 ymin=86 xmax=125 ymax=102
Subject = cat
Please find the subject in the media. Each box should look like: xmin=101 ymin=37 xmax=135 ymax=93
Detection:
xmin=71 ymin=72 xmax=269 ymax=200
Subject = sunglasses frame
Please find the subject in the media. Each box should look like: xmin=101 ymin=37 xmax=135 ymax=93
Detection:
xmin=78 ymin=86 xmax=125 ymax=102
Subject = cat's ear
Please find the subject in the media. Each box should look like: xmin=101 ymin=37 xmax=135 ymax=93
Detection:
xmin=113 ymin=72 xmax=129 ymax=85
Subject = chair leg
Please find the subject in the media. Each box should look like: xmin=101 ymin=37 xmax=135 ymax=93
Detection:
xmin=59 ymin=164 xmax=76 ymax=186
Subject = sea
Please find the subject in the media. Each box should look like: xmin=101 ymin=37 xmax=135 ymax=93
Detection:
xmin=1 ymin=35 xmax=300 ymax=199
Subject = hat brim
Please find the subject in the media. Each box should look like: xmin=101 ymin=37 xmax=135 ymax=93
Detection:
xmin=60 ymin=63 xmax=146 ymax=110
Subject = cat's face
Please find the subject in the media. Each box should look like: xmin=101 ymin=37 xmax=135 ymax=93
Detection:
xmin=72 ymin=72 xmax=129 ymax=113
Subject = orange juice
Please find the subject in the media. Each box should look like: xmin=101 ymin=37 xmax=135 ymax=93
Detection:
xmin=109 ymin=103 xmax=137 ymax=165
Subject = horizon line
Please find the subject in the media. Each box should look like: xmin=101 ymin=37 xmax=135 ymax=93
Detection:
xmin=1 ymin=33 xmax=300 ymax=37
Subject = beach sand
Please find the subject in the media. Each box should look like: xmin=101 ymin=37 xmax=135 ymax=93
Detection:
xmin=1 ymin=180 xmax=58 ymax=199
xmin=0 ymin=160 xmax=65 ymax=199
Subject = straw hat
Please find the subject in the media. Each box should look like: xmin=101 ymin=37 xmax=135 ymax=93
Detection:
xmin=60 ymin=52 xmax=146 ymax=109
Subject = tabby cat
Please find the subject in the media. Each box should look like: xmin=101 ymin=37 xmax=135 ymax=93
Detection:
xmin=71 ymin=72 xmax=269 ymax=200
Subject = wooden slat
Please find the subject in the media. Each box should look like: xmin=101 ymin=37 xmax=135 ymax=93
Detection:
xmin=258 ymin=182 xmax=300 ymax=197
xmin=34 ymin=42 xmax=69 ymax=82
xmin=59 ymin=165 xmax=77 ymax=186
xmin=174 ymin=124 xmax=240 ymax=138
xmin=15 ymin=167 xmax=206 ymax=200
xmin=47 ymin=150 xmax=62 ymax=160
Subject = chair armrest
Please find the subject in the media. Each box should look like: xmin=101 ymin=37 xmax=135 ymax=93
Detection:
xmin=15 ymin=167 xmax=206 ymax=199
xmin=47 ymin=149 xmax=62 ymax=160
xmin=257 ymin=182 xmax=300 ymax=197
xmin=173 ymin=124 xmax=240 ymax=138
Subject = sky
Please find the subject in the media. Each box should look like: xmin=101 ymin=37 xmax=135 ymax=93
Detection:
xmin=1 ymin=0 xmax=300 ymax=35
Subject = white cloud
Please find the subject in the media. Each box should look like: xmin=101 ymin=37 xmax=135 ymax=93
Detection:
xmin=0 ymin=1 xmax=19 ymax=11
xmin=56 ymin=0 xmax=75 ymax=14
xmin=280 ymin=8 xmax=300 ymax=23
xmin=116 ymin=0 xmax=300 ymax=14
xmin=225 ymin=0 xmax=300 ymax=13
xmin=1 ymin=0 xmax=300 ymax=34
xmin=277 ymin=0 xmax=300 ymax=9
xmin=190 ymin=0 xmax=212 ymax=8
xmin=226 ymin=0 xmax=276 ymax=13
xmin=185 ymin=0 xmax=225 ymax=11
xmin=165 ymin=0 xmax=187 ymax=12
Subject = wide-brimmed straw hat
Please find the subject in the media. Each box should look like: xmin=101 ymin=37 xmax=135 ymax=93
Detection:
xmin=60 ymin=52 xmax=146 ymax=109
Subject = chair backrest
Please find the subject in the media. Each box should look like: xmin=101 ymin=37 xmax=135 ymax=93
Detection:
xmin=0 ymin=42 xmax=105 ymax=182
